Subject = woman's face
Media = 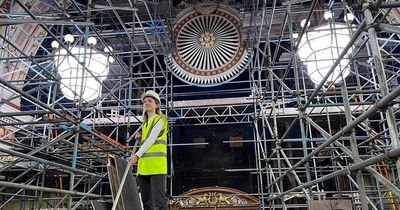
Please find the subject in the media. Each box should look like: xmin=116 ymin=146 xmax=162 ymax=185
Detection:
xmin=143 ymin=97 xmax=159 ymax=113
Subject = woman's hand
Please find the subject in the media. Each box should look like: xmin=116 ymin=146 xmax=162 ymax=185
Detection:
xmin=128 ymin=155 xmax=138 ymax=165
xmin=135 ymin=131 xmax=142 ymax=141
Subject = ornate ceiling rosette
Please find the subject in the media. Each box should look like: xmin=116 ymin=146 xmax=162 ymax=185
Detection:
xmin=166 ymin=3 xmax=251 ymax=86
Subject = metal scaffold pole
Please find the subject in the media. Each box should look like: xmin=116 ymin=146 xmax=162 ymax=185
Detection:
xmin=363 ymin=3 xmax=400 ymax=183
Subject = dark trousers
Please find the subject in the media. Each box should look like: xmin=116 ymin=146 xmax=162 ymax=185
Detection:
xmin=138 ymin=174 xmax=168 ymax=210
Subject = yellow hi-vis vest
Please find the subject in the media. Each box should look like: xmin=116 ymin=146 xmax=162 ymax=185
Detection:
xmin=137 ymin=114 xmax=168 ymax=175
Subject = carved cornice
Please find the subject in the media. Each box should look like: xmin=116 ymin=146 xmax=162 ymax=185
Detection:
xmin=170 ymin=186 xmax=259 ymax=209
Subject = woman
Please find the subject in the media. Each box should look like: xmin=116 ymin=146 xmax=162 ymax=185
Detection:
xmin=129 ymin=90 xmax=168 ymax=210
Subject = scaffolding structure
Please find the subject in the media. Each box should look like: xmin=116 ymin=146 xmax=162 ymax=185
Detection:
xmin=0 ymin=0 xmax=399 ymax=209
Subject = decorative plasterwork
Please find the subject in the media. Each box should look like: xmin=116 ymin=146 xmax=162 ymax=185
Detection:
xmin=169 ymin=186 xmax=259 ymax=209
xmin=166 ymin=3 xmax=251 ymax=86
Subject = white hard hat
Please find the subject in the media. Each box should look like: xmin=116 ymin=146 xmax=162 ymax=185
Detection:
xmin=141 ymin=90 xmax=161 ymax=103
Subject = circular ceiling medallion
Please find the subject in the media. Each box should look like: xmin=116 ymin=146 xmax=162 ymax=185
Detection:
xmin=166 ymin=4 xmax=251 ymax=86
